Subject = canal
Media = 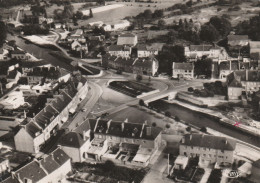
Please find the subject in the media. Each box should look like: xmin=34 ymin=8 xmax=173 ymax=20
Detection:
xmin=6 ymin=34 xmax=73 ymax=71
xmin=150 ymin=100 xmax=260 ymax=148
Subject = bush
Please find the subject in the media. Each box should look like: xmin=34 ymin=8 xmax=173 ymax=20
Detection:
xmin=165 ymin=124 xmax=171 ymax=129
xmin=165 ymin=111 xmax=171 ymax=117
xmin=200 ymin=126 xmax=207 ymax=133
xmin=152 ymin=122 xmax=157 ymax=127
xmin=136 ymin=75 xmax=142 ymax=81
xmin=188 ymin=87 xmax=194 ymax=92
xmin=139 ymin=99 xmax=145 ymax=106
xmin=175 ymin=116 xmax=180 ymax=121
xmin=186 ymin=126 xmax=191 ymax=132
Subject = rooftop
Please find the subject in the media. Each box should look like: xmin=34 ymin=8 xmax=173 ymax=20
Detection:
xmin=59 ymin=131 xmax=88 ymax=148
xmin=172 ymin=62 xmax=193 ymax=70
xmin=180 ymin=134 xmax=236 ymax=151
xmin=89 ymin=119 xmax=162 ymax=140
xmin=228 ymin=35 xmax=249 ymax=41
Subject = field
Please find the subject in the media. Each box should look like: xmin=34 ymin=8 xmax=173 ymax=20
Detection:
xmin=164 ymin=2 xmax=260 ymax=26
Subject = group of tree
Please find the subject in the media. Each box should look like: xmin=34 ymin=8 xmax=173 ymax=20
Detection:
xmin=22 ymin=24 xmax=49 ymax=35
xmin=136 ymin=9 xmax=164 ymax=20
xmin=157 ymin=45 xmax=186 ymax=75
xmin=0 ymin=21 xmax=7 ymax=47
xmin=235 ymin=13 xmax=260 ymax=41
xmin=53 ymin=3 xmax=74 ymax=21
xmin=200 ymin=16 xmax=231 ymax=42
xmin=0 ymin=0 xmax=35 ymax=8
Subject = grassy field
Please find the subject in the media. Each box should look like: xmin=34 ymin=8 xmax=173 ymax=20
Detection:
xmin=164 ymin=2 xmax=260 ymax=26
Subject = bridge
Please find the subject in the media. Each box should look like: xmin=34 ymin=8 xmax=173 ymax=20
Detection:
xmin=143 ymin=91 xmax=177 ymax=105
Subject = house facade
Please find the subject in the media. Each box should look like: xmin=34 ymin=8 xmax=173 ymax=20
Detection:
xmin=14 ymin=76 xmax=88 ymax=154
xmin=184 ymin=45 xmax=229 ymax=62
xmin=108 ymin=45 xmax=132 ymax=58
xmin=102 ymin=54 xmax=158 ymax=76
xmin=0 ymin=158 xmax=9 ymax=179
xmin=179 ymin=134 xmax=236 ymax=165
xmin=172 ymin=62 xmax=194 ymax=79
xmin=137 ymin=45 xmax=158 ymax=58
xmin=11 ymin=50 xmax=29 ymax=60
xmin=85 ymin=119 xmax=162 ymax=167
xmin=2 ymin=148 xmax=72 ymax=183
xmin=59 ymin=131 xmax=91 ymax=162
xmin=227 ymin=70 xmax=260 ymax=100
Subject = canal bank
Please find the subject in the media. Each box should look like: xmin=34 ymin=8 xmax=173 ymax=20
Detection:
xmin=6 ymin=33 xmax=74 ymax=71
xmin=149 ymin=100 xmax=260 ymax=148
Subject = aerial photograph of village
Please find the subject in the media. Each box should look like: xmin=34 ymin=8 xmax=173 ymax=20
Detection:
xmin=0 ymin=0 xmax=259 ymax=182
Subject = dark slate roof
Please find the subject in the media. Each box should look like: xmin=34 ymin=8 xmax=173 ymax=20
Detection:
xmin=2 ymin=148 xmax=70 ymax=183
xmin=15 ymin=161 xmax=47 ymax=182
xmin=173 ymin=62 xmax=193 ymax=70
xmin=20 ymin=60 xmax=48 ymax=68
xmin=117 ymin=33 xmax=137 ymax=45
xmin=59 ymin=132 xmax=87 ymax=148
xmin=189 ymin=45 xmax=216 ymax=51
xmin=27 ymin=66 xmax=64 ymax=79
xmin=90 ymin=119 xmax=162 ymax=140
xmin=25 ymin=122 xmax=42 ymax=138
xmin=109 ymin=45 xmax=131 ymax=51
xmin=228 ymin=35 xmax=249 ymax=41
xmin=74 ymin=120 xmax=90 ymax=134
xmin=11 ymin=49 xmax=26 ymax=55
xmin=7 ymin=70 xmax=18 ymax=79
xmin=40 ymin=155 xmax=60 ymax=174
xmin=52 ymin=148 xmax=70 ymax=166
xmin=180 ymin=134 xmax=236 ymax=151
xmin=253 ymin=159 xmax=260 ymax=168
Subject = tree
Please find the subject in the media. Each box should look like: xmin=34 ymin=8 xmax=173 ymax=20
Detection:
xmin=0 ymin=21 xmax=6 ymax=47
xmin=158 ymin=20 xmax=166 ymax=29
xmin=175 ymin=116 xmax=180 ymax=121
xmin=143 ymin=9 xmax=152 ymax=19
xmin=136 ymin=74 xmax=142 ymax=81
xmin=153 ymin=9 xmax=164 ymax=18
xmin=89 ymin=8 xmax=93 ymax=18
xmin=200 ymin=126 xmax=207 ymax=133
xmin=209 ymin=16 xmax=231 ymax=37
xmin=63 ymin=4 xmax=74 ymax=19
xmin=165 ymin=124 xmax=171 ymax=129
xmin=139 ymin=99 xmax=145 ymax=106
xmin=165 ymin=111 xmax=171 ymax=118
xmin=152 ymin=122 xmax=157 ymax=127
xmin=200 ymin=24 xmax=219 ymax=42
xmin=186 ymin=126 xmax=191 ymax=132
xmin=188 ymin=87 xmax=194 ymax=92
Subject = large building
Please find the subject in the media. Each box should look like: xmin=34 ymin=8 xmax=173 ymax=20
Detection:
xmin=108 ymin=45 xmax=132 ymax=58
xmin=102 ymin=54 xmax=159 ymax=76
xmin=85 ymin=119 xmax=162 ymax=167
xmin=227 ymin=70 xmax=260 ymax=100
xmin=137 ymin=45 xmax=158 ymax=58
xmin=172 ymin=62 xmax=194 ymax=79
xmin=184 ymin=45 xmax=229 ymax=62
xmin=2 ymin=148 xmax=72 ymax=183
xmin=228 ymin=35 xmax=249 ymax=47
xmin=179 ymin=134 xmax=236 ymax=165
xmin=14 ymin=75 xmax=88 ymax=154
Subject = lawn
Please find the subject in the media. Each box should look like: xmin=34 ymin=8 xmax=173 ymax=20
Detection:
xmin=109 ymin=81 xmax=155 ymax=97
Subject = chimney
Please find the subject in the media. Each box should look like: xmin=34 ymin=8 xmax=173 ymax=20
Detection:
xmin=33 ymin=113 xmax=35 ymax=117
xmin=181 ymin=137 xmax=185 ymax=143
xmin=229 ymin=60 xmax=232 ymax=71
xmin=189 ymin=134 xmax=192 ymax=141
xmin=11 ymin=171 xmax=15 ymax=179
xmin=121 ymin=122 xmax=125 ymax=132
xmin=16 ymin=173 xmax=21 ymax=181
xmin=246 ymin=69 xmax=248 ymax=81
xmin=50 ymin=153 xmax=54 ymax=160
xmin=146 ymin=127 xmax=152 ymax=136
xmin=225 ymin=139 xmax=227 ymax=145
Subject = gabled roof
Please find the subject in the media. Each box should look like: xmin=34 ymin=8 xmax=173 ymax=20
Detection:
xmin=2 ymin=148 xmax=70 ymax=183
xmin=228 ymin=35 xmax=249 ymax=41
xmin=11 ymin=49 xmax=26 ymax=55
xmin=180 ymin=134 xmax=236 ymax=151
xmin=7 ymin=70 xmax=19 ymax=79
xmin=173 ymin=62 xmax=193 ymax=70
xmin=189 ymin=45 xmax=216 ymax=51
xmin=59 ymin=131 xmax=88 ymax=148
xmin=109 ymin=45 xmax=131 ymax=52
xmin=117 ymin=33 xmax=137 ymax=46
xmin=89 ymin=119 xmax=162 ymax=140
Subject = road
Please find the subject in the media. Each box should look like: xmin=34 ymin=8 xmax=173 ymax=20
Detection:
xmin=62 ymin=81 xmax=103 ymax=131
